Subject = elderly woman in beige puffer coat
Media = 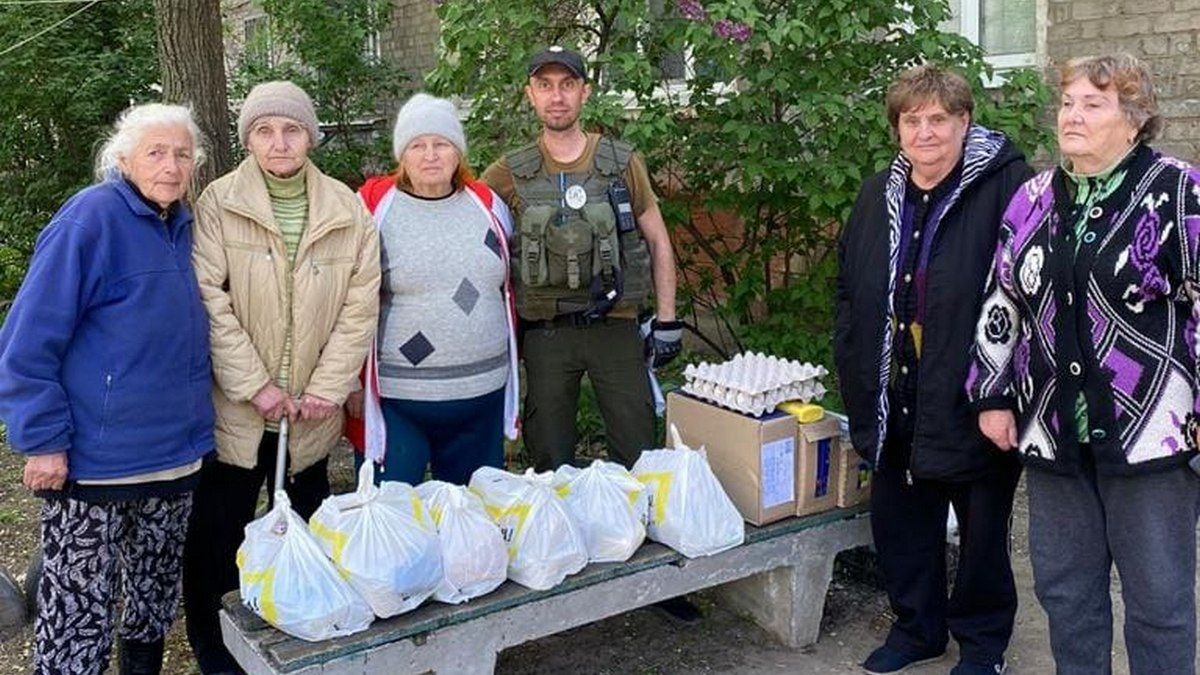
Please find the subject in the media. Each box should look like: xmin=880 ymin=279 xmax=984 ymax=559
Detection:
xmin=181 ymin=80 xmax=380 ymax=675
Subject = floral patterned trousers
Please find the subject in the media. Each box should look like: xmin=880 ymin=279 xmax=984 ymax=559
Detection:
xmin=33 ymin=494 xmax=192 ymax=675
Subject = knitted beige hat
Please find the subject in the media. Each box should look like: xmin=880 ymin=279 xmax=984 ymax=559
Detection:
xmin=237 ymin=81 xmax=320 ymax=146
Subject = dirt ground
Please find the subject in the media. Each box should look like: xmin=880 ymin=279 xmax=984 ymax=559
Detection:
xmin=1 ymin=444 xmax=1195 ymax=674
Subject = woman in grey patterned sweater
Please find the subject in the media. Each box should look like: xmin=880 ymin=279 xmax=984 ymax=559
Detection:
xmin=348 ymin=93 xmax=519 ymax=485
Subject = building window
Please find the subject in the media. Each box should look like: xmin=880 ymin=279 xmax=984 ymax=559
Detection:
xmin=244 ymin=15 xmax=274 ymax=68
xmin=363 ymin=3 xmax=382 ymax=63
xmin=363 ymin=29 xmax=381 ymax=62
xmin=945 ymin=0 xmax=1037 ymax=69
xmin=649 ymin=0 xmax=687 ymax=81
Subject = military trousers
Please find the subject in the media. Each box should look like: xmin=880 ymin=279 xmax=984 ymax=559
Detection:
xmin=521 ymin=316 xmax=656 ymax=471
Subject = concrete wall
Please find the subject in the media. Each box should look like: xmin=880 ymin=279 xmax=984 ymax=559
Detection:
xmin=1046 ymin=0 xmax=1200 ymax=161
xmin=220 ymin=0 xmax=259 ymax=75
xmin=220 ymin=0 xmax=438 ymax=92
xmin=381 ymin=0 xmax=439 ymax=90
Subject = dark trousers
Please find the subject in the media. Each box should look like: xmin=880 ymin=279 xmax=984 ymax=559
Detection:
xmin=181 ymin=432 xmax=330 ymax=674
xmin=521 ymin=318 xmax=655 ymax=471
xmin=1027 ymin=454 xmax=1200 ymax=675
xmin=871 ymin=441 xmax=1021 ymax=664
xmin=354 ymin=388 xmax=506 ymax=485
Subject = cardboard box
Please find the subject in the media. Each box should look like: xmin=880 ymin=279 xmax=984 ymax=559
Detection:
xmin=795 ymin=416 xmax=840 ymax=516
xmin=835 ymin=444 xmax=872 ymax=507
xmin=665 ymin=392 xmax=797 ymax=526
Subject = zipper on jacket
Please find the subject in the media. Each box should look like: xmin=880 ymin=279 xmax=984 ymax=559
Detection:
xmin=99 ymin=373 xmax=113 ymax=441
xmin=154 ymin=203 xmax=176 ymax=251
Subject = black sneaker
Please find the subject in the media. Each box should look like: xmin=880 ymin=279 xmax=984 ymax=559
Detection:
xmin=861 ymin=644 xmax=946 ymax=674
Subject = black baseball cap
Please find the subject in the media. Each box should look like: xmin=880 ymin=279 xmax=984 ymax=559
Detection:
xmin=528 ymin=46 xmax=587 ymax=81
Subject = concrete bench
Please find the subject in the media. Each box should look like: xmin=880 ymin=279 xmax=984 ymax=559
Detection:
xmin=220 ymin=505 xmax=871 ymax=674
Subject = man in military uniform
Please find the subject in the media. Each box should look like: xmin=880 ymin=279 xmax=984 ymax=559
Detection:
xmin=483 ymin=46 xmax=681 ymax=471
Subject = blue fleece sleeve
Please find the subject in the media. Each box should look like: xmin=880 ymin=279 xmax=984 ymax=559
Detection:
xmin=0 ymin=217 xmax=103 ymax=455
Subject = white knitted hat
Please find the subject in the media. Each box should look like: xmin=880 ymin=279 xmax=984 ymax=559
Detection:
xmin=392 ymin=93 xmax=466 ymax=160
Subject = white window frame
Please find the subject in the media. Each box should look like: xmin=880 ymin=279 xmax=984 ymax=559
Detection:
xmin=952 ymin=0 xmax=1040 ymax=72
xmin=363 ymin=3 xmax=382 ymax=62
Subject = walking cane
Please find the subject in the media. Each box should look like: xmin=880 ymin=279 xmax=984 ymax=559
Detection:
xmin=274 ymin=417 xmax=290 ymax=499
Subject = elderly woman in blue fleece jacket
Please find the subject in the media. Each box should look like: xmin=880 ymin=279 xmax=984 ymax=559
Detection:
xmin=0 ymin=103 xmax=214 ymax=675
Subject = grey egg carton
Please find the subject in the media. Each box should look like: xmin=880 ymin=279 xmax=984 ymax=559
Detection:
xmin=681 ymin=352 xmax=828 ymax=416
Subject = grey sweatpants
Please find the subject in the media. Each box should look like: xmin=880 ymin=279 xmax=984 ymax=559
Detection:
xmin=1026 ymin=458 xmax=1200 ymax=675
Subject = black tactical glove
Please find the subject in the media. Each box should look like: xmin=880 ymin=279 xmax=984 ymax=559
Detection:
xmin=647 ymin=319 xmax=683 ymax=368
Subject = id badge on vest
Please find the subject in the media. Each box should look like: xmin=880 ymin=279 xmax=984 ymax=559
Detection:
xmin=565 ymin=184 xmax=587 ymax=210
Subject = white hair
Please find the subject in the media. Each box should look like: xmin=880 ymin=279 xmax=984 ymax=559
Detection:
xmin=94 ymin=103 xmax=207 ymax=182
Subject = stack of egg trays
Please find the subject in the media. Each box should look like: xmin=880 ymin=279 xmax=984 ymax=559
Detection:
xmin=680 ymin=351 xmax=828 ymax=417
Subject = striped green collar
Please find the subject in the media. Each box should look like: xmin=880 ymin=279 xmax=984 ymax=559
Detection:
xmin=262 ymin=163 xmax=308 ymax=199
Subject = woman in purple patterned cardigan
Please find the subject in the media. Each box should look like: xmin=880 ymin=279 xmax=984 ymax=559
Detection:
xmin=968 ymin=54 xmax=1200 ymax=675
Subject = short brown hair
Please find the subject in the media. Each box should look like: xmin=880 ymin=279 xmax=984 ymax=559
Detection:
xmin=886 ymin=64 xmax=975 ymax=136
xmin=1059 ymin=54 xmax=1162 ymax=143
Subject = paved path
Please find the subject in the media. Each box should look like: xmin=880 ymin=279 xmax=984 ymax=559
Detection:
xmin=497 ymin=479 xmax=1198 ymax=674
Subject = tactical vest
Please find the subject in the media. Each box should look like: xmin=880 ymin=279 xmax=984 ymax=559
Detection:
xmin=507 ymin=137 xmax=653 ymax=321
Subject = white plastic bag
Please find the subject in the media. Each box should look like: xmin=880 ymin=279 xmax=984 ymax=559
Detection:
xmin=416 ymin=480 xmax=508 ymax=604
xmin=552 ymin=460 xmax=647 ymax=563
xmin=237 ymin=491 xmax=374 ymax=641
xmin=309 ymin=462 xmax=442 ymax=618
xmin=632 ymin=425 xmax=745 ymax=558
xmin=468 ymin=466 xmax=588 ymax=590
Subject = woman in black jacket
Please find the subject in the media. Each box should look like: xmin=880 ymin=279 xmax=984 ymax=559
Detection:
xmin=833 ymin=64 xmax=1031 ymax=675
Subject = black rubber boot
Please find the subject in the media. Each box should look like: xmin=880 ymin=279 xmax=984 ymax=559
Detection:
xmin=118 ymin=638 xmax=165 ymax=675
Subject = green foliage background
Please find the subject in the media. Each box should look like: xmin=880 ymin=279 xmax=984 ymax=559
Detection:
xmin=0 ymin=0 xmax=1055 ymax=397
xmin=0 ymin=1 xmax=159 ymax=318
xmin=230 ymin=0 xmax=405 ymax=188
xmin=429 ymin=0 xmax=1054 ymax=381
xmin=0 ymin=0 xmax=404 ymax=321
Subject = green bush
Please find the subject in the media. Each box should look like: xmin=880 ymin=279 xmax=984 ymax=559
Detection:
xmin=229 ymin=0 xmax=405 ymax=189
xmin=0 ymin=1 xmax=159 ymax=320
xmin=429 ymin=0 xmax=1054 ymax=375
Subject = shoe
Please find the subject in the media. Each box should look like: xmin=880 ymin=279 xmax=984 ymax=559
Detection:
xmin=651 ymin=596 xmax=702 ymax=623
xmin=950 ymin=657 xmax=1007 ymax=675
xmin=118 ymin=638 xmax=164 ymax=675
xmin=860 ymin=644 xmax=946 ymax=674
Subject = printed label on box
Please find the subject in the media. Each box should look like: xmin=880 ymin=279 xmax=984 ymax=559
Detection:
xmin=760 ymin=436 xmax=795 ymax=509
xmin=815 ymin=438 xmax=831 ymax=497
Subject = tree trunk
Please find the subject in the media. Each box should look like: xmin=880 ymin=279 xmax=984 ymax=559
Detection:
xmin=153 ymin=0 xmax=233 ymax=194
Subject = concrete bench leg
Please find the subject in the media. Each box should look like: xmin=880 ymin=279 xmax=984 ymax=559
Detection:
xmin=715 ymin=549 xmax=838 ymax=649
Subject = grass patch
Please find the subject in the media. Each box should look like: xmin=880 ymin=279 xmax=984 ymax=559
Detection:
xmin=0 ymin=509 xmax=19 ymax=526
